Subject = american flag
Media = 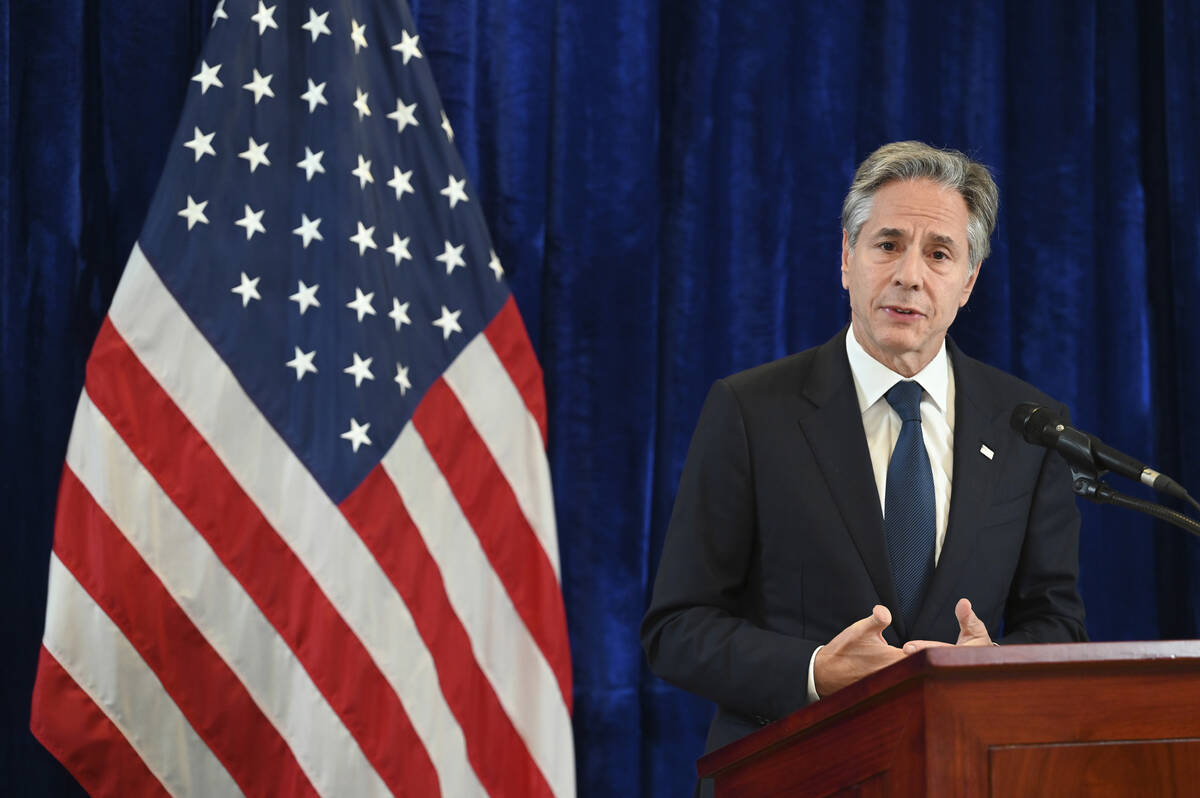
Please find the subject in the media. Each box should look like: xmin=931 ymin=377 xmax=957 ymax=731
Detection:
xmin=29 ymin=1 xmax=574 ymax=795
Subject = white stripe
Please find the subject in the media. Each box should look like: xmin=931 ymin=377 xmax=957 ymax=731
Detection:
xmin=65 ymin=394 xmax=385 ymax=798
xmin=43 ymin=554 xmax=242 ymax=798
xmin=108 ymin=243 xmax=485 ymax=797
xmin=385 ymin=425 xmax=576 ymax=798
xmin=443 ymin=334 xmax=562 ymax=581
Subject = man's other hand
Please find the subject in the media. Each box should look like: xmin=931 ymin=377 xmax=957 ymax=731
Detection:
xmin=813 ymin=605 xmax=908 ymax=697
xmin=902 ymin=598 xmax=993 ymax=654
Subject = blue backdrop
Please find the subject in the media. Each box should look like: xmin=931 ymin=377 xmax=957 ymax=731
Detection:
xmin=3 ymin=1 xmax=1199 ymax=796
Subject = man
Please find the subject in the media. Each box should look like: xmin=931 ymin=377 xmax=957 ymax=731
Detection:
xmin=641 ymin=141 xmax=1087 ymax=792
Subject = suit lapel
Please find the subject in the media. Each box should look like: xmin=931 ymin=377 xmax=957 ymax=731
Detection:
xmin=795 ymin=330 xmax=903 ymax=637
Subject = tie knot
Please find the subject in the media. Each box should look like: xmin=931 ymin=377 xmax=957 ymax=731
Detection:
xmin=886 ymin=380 xmax=923 ymax=422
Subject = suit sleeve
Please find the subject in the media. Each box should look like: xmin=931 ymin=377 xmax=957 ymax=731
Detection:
xmin=641 ymin=379 xmax=818 ymax=722
xmin=999 ymin=401 xmax=1089 ymax=644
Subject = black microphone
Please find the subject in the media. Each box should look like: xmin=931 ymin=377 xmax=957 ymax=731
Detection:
xmin=1010 ymin=402 xmax=1191 ymax=503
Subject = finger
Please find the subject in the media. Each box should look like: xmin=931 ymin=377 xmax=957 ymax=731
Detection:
xmin=870 ymin=604 xmax=892 ymax=629
xmin=902 ymin=640 xmax=953 ymax=654
xmin=955 ymin=597 xmax=991 ymax=643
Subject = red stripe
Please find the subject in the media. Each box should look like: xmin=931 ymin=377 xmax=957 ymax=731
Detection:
xmin=84 ymin=319 xmax=440 ymax=796
xmin=51 ymin=467 xmax=318 ymax=797
xmin=413 ymin=378 xmax=574 ymax=711
xmin=342 ymin=467 xmax=556 ymax=798
xmin=484 ymin=296 xmax=549 ymax=444
xmin=30 ymin=645 xmax=171 ymax=798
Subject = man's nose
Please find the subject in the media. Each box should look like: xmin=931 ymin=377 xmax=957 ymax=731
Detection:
xmin=892 ymin=247 xmax=923 ymax=289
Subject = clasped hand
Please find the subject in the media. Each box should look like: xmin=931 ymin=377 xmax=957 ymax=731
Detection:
xmin=812 ymin=598 xmax=991 ymax=697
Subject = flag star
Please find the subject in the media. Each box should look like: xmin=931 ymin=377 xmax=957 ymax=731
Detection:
xmin=178 ymin=195 xmax=209 ymax=230
xmin=238 ymin=137 xmax=271 ymax=172
xmin=191 ymin=61 xmax=223 ymax=94
xmin=289 ymin=280 xmax=320 ymax=314
xmin=386 ymin=233 xmax=412 ymax=266
xmin=235 ymin=204 xmax=266 ymax=240
xmin=300 ymin=79 xmax=328 ymax=113
xmin=302 ymin=8 xmax=331 ymax=42
xmin=435 ymin=240 xmax=466 ymax=275
xmin=388 ymin=298 xmax=411 ymax=330
xmin=343 ymin=352 xmax=375 ymax=387
xmin=386 ymin=98 xmax=419 ymax=133
xmin=394 ymin=363 xmax=412 ymax=395
xmin=251 ymin=1 xmax=278 ymax=35
xmin=346 ymin=287 xmax=376 ymax=321
xmin=488 ymin=249 xmax=505 ymax=280
xmin=351 ymin=154 xmax=374 ymax=189
xmin=341 ymin=418 xmax=372 ymax=452
xmin=243 ymin=69 xmax=275 ymax=104
xmin=352 ymin=87 xmax=371 ymax=120
xmin=292 ymin=214 xmax=323 ymax=248
xmin=232 ymin=272 xmax=261 ymax=307
xmin=183 ymin=127 xmax=216 ymax=162
xmin=391 ymin=29 xmax=423 ymax=64
xmin=441 ymin=110 xmax=455 ymax=141
xmin=350 ymin=18 xmax=368 ymax=53
xmin=387 ymin=166 xmax=415 ymax=199
xmin=211 ymin=0 xmax=228 ymax=26
xmin=286 ymin=347 xmax=317 ymax=380
xmin=349 ymin=221 xmax=377 ymax=255
xmin=440 ymin=175 xmax=468 ymax=208
xmin=432 ymin=305 xmax=463 ymax=340
xmin=296 ymin=146 xmax=326 ymax=181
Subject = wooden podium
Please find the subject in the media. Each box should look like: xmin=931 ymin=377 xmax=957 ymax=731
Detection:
xmin=697 ymin=641 xmax=1200 ymax=797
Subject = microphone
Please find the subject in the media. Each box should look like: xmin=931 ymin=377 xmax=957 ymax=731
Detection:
xmin=1010 ymin=402 xmax=1191 ymax=503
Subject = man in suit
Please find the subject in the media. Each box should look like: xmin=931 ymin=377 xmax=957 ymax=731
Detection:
xmin=641 ymin=141 xmax=1087 ymax=788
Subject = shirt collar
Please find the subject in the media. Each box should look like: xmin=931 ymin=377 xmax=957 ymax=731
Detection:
xmin=844 ymin=325 xmax=951 ymax=416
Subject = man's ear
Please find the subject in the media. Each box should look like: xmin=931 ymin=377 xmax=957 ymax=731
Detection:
xmin=959 ymin=262 xmax=981 ymax=307
xmin=841 ymin=229 xmax=851 ymax=291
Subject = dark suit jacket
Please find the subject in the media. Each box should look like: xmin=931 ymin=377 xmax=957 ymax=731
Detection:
xmin=641 ymin=328 xmax=1087 ymax=760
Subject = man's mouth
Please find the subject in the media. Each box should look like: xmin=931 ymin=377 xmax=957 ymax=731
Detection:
xmin=883 ymin=305 xmax=924 ymax=317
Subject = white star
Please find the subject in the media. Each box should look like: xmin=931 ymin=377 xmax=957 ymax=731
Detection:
xmin=289 ymin=280 xmax=320 ymax=314
xmin=341 ymin=418 xmax=372 ymax=452
xmin=300 ymin=79 xmax=328 ymax=113
xmin=346 ymin=287 xmax=376 ymax=322
xmin=350 ymin=18 xmax=368 ymax=53
xmin=349 ymin=221 xmax=377 ymax=255
xmin=211 ymin=0 xmax=228 ymax=27
xmin=301 ymin=8 xmax=331 ymax=42
xmin=235 ymin=204 xmax=266 ymax=240
xmin=386 ymin=233 xmax=412 ymax=266
xmin=243 ymin=69 xmax=275 ymax=104
xmin=344 ymin=352 xmax=375 ymax=387
xmin=440 ymin=175 xmax=468 ymax=208
xmin=191 ymin=61 xmax=223 ymax=94
xmin=388 ymin=298 xmax=411 ymax=330
xmin=441 ymin=110 xmax=455 ymax=141
xmin=386 ymin=98 xmax=419 ymax=133
xmin=238 ymin=137 xmax=271 ymax=172
xmin=352 ymin=87 xmax=371 ymax=120
xmin=292 ymin=214 xmax=323 ymax=248
xmin=488 ymin=249 xmax=505 ymax=280
xmin=286 ymin=347 xmax=317 ymax=381
xmin=351 ymin=154 xmax=374 ymax=189
xmin=178 ymin=195 xmax=209 ymax=230
xmin=183 ymin=127 xmax=215 ymax=162
xmin=251 ymin=1 xmax=278 ymax=35
xmin=393 ymin=363 xmax=412 ymax=395
xmin=432 ymin=305 xmax=463 ymax=340
xmin=435 ymin=240 xmax=466 ymax=275
xmin=387 ymin=166 xmax=415 ymax=200
xmin=391 ymin=29 xmax=423 ymax=64
xmin=296 ymin=146 xmax=326 ymax=181
xmin=232 ymin=272 xmax=261 ymax=307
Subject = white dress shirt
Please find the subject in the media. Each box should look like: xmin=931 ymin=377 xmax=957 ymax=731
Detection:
xmin=806 ymin=328 xmax=957 ymax=701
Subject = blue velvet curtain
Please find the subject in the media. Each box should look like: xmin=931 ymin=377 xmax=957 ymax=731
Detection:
xmin=3 ymin=1 xmax=1199 ymax=796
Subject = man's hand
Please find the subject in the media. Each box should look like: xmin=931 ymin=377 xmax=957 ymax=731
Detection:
xmin=813 ymin=605 xmax=908 ymax=697
xmin=902 ymin=598 xmax=993 ymax=654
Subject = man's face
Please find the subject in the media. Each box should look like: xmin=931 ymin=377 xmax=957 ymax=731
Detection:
xmin=841 ymin=177 xmax=980 ymax=377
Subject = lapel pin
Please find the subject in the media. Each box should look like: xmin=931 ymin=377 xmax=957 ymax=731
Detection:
xmin=980 ymin=443 xmax=995 ymax=460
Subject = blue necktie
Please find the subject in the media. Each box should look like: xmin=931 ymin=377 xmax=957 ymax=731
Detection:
xmin=884 ymin=380 xmax=936 ymax=631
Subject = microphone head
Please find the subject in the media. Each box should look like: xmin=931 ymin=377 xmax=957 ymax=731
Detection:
xmin=1010 ymin=402 xmax=1064 ymax=446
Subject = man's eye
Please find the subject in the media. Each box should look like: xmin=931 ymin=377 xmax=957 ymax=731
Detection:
xmin=930 ymin=250 xmax=949 ymax=260
xmin=878 ymin=241 xmax=896 ymax=251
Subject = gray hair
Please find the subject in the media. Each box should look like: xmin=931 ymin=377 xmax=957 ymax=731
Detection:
xmin=841 ymin=141 xmax=999 ymax=274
